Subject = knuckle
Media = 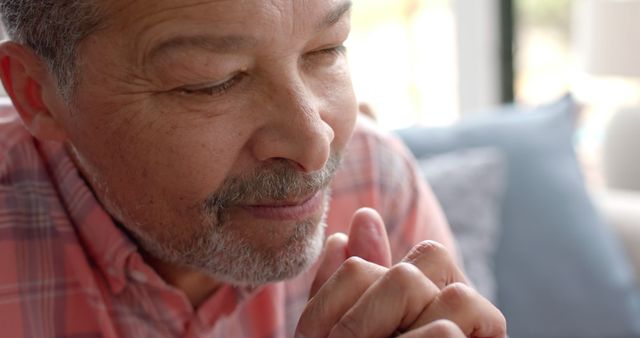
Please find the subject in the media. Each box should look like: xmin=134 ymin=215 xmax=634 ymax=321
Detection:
xmin=386 ymin=262 xmax=424 ymax=286
xmin=407 ymin=240 xmax=449 ymax=262
xmin=439 ymin=282 xmax=474 ymax=310
xmin=339 ymin=256 xmax=368 ymax=276
xmin=404 ymin=241 xmax=457 ymax=288
xmin=335 ymin=256 xmax=378 ymax=287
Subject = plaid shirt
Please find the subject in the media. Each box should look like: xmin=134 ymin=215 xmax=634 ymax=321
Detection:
xmin=0 ymin=101 xmax=455 ymax=338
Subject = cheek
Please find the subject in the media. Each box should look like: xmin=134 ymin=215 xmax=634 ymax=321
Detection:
xmin=68 ymin=103 xmax=248 ymax=223
xmin=127 ymin=120 xmax=247 ymax=202
xmin=320 ymin=70 xmax=358 ymax=150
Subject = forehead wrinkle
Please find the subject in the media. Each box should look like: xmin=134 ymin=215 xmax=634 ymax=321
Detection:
xmin=144 ymin=1 xmax=350 ymax=65
xmin=104 ymin=0 xmax=228 ymax=26
xmin=102 ymin=0 xmax=352 ymax=69
xmin=101 ymin=0 xmax=234 ymax=65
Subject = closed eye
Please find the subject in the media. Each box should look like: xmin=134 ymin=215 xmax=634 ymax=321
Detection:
xmin=177 ymin=72 xmax=246 ymax=96
xmin=303 ymin=45 xmax=347 ymax=68
xmin=314 ymin=45 xmax=347 ymax=57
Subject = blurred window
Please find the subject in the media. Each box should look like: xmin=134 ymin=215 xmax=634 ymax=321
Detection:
xmin=515 ymin=0 xmax=640 ymax=186
xmin=348 ymin=0 xmax=459 ymax=129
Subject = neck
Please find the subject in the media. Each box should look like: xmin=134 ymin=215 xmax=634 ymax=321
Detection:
xmin=143 ymin=253 xmax=222 ymax=308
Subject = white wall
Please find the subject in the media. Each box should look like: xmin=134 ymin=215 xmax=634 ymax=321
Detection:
xmin=453 ymin=0 xmax=503 ymax=114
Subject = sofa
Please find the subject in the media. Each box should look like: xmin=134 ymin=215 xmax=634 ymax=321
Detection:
xmin=394 ymin=94 xmax=640 ymax=338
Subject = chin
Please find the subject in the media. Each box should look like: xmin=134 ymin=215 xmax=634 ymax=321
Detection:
xmin=204 ymin=190 xmax=332 ymax=286
xmin=209 ymin=212 xmax=328 ymax=287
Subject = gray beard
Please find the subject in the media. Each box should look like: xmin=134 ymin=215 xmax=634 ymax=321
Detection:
xmin=122 ymin=154 xmax=342 ymax=287
xmin=131 ymin=190 xmax=331 ymax=287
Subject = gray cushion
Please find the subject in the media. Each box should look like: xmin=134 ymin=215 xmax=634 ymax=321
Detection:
xmin=419 ymin=148 xmax=506 ymax=304
xmin=396 ymin=95 xmax=640 ymax=338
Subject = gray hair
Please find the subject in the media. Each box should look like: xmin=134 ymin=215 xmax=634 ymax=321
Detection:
xmin=0 ymin=1 xmax=103 ymax=100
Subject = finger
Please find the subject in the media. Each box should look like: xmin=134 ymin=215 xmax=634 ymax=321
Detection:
xmin=409 ymin=282 xmax=507 ymax=338
xmin=397 ymin=319 xmax=466 ymax=338
xmin=295 ymin=257 xmax=387 ymax=338
xmin=310 ymin=208 xmax=390 ymax=299
xmin=401 ymin=240 xmax=468 ymax=289
xmin=347 ymin=208 xmax=392 ymax=268
xmin=310 ymin=232 xmax=348 ymax=298
xmin=327 ymin=262 xmax=440 ymax=338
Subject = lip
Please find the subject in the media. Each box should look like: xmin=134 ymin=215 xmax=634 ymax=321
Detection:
xmin=240 ymin=191 xmax=323 ymax=221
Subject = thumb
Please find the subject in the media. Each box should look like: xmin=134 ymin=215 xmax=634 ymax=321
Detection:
xmin=309 ymin=232 xmax=348 ymax=298
xmin=346 ymin=208 xmax=392 ymax=268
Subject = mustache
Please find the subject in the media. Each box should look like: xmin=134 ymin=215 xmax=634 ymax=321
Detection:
xmin=203 ymin=152 xmax=343 ymax=217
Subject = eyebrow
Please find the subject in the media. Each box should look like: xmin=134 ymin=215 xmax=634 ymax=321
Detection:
xmin=146 ymin=35 xmax=258 ymax=62
xmin=146 ymin=0 xmax=353 ymax=62
xmin=317 ymin=0 xmax=353 ymax=30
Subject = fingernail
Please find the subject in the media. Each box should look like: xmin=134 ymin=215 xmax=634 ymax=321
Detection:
xmin=326 ymin=232 xmax=348 ymax=244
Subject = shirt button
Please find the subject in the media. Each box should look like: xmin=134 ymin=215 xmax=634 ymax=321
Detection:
xmin=128 ymin=270 xmax=148 ymax=284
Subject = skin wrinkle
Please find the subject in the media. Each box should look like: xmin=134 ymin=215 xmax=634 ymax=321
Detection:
xmin=128 ymin=1 xmax=243 ymax=69
xmin=104 ymin=0 xmax=225 ymax=32
xmin=74 ymin=29 xmax=157 ymax=97
xmin=138 ymin=0 xmax=351 ymax=76
xmin=75 ymin=42 xmax=158 ymax=107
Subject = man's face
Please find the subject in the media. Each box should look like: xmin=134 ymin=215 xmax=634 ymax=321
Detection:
xmin=59 ymin=0 xmax=357 ymax=286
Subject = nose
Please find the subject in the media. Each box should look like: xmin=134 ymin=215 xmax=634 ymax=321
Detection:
xmin=249 ymin=77 xmax=335 ymax=173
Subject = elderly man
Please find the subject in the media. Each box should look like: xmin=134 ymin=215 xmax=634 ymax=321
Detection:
xmin=0 ymin=1 xmax=505 ymax=337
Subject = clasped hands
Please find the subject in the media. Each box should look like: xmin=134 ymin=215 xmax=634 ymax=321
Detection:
xmin=295 ymin=208 xmax=506 ymax=338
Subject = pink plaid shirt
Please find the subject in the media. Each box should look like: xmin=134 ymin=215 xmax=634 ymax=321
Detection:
xmin=0 ymin=101 xmax=455 ymax=338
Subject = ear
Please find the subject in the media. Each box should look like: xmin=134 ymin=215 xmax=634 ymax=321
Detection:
xmin=0 ymin=41 xmax=68 ymax=141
